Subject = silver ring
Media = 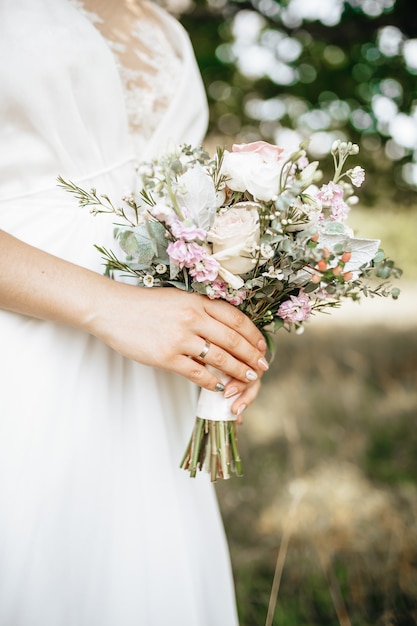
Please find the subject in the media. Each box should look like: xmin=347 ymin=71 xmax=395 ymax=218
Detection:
xmin=198 ymin=341 xmax=211 ymax=360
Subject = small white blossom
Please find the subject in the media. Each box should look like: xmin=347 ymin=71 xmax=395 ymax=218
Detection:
xmin=155 ymin=264 xmax=167 ymax=274
xmin=347 ymin=195 xmax=359 ymax=205
xmin=143 ymin=274 xmax=155 ymax=287
xmin=347 ymin=166 xmax=365 ymax=187
xmin=262 ymin=265 xmax=285 ymax=279
xmin=260 ymin=243 xmax=275 ymax=259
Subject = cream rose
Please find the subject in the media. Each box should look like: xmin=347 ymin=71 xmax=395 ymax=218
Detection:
xmin=221 ymin=141 xmax=284 ymax=201
xmin=208 ymin=202 xmax=260 ymax=288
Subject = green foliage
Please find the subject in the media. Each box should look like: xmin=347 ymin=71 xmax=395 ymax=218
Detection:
xmin=181 ymin=0 xmax=417 ymax=200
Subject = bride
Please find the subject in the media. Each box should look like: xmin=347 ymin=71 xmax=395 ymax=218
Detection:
xmin=0 ymin=1 xmax=268 ymax=624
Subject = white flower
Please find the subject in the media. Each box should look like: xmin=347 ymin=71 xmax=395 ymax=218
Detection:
xmin=347 ymin=166 xmax=365 ymax=188
xmin=155 ymin=264 xmax=167 ymax=274
xmin=149 ymin=202 xmax=175 ymax=221
xmin=220 ymin=149 xmax=284 ymax=202
xmin=208 ymin=202 xmax=261 ymax=285
xmin=260 ymin=243 xmax=275 ymax=259
xmin=143 ymin=274 xmax=155 ymax=287
xmin=262 ymin=265 xmax=285 ymax=279
xmin=298 ymin=161 xmax=319 ymax=186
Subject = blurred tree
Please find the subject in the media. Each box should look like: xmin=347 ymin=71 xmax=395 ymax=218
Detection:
xmin=180 ymin=0 xmax=417 ymax=200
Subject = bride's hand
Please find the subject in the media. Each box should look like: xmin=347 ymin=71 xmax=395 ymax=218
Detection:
xmin=0 ymin=230 xmax=268 ymax=408
xmin=89 ymin=281 xmax=269 ymax=394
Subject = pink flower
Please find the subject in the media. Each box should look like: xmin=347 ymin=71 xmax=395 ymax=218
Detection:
xmin=316 ymin=182 xmax=350 ymax=222
xmin=232 ymin=141 xmax=283 ymax=161
xmin=206 ymin=280 xmax=228 ymax=300
xmin=278 ymin=291 xmax=312 ymax=324
xmin=221 ymin=143 xmax=285 ymax=201
xmin=167 ymin=240 xmax=204 ymax=268
xmin=170 ymin=218 xmax=207 ymax=242
xmin=330 ymin=200 xmax=350 ymax=221
xmin=316 ymin=181 xmax=344 ymax=205
xmin=189 ymin=254 xmax=220 ymax=282
xmin=226 ymin=289 xmax=247 ymax=306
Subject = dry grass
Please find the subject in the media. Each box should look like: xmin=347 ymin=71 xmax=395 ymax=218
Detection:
xmin=216 ymin=315 xmax=417 ymax=625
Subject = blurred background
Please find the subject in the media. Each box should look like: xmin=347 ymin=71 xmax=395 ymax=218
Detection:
xmin=166 ymin=0 xmax=417 ymax=623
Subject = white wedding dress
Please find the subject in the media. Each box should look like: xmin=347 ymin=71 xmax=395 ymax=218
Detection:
xmin=0 ymin=2 xmax=239 ymax=625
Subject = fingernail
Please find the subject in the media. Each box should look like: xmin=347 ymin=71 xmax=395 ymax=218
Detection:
xmin=224 ymin=386 xmax=239 ymax=399
xmin=258 ymin=357 xmax=269 ymax=371
xmin=246 ymin=370 xmax=258 ymax=381
xmin=215 ymin=382 xmax=225 ymax=392
xmin=258 ymin=338 xmax=267 ymax=351
xmin=236 ymin=404 xmax=246 ymax=425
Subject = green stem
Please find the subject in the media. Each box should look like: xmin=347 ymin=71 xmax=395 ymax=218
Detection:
xmin=229 ymin=421 xmax=243 ymax=476
xmin=218 ymin=421 xmax=230 ymax=480
xmin=189 ymin=417 xmax=206 ymax=478
xmin=210 ymin=420 xmax=218 ymax=482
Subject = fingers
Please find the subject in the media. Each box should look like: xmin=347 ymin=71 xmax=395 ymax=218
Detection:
xmin=173 ymin=355 xmax=230 ymax=392
xmin=187 ymin=301 xmax=269 ymax=383
xmin=204 ymin=298 xmax=266 ymax=352
xmin=229 ymin=378 xmax=262 ymax=423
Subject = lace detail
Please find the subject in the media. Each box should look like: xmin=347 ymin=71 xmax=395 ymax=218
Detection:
xmin=69 ymin=0 xmax=183 ymax=155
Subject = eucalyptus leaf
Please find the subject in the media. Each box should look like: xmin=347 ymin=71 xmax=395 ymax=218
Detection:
xmin=135 ymin=242 xmax=155 ymax=266
xmin=373 ymin=250 xmax=385 ymax=263
xmin=324 ymin=221 xmax=345 ymax=234
xmin=118 ymin=230 xmax=140 ymax=256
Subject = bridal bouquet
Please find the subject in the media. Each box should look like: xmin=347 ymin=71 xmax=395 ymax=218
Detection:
xmin=59 ymin=139 xmax=401 ymax=481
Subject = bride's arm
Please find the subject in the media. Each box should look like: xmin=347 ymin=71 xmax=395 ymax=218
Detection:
xmin=0 ymin=230 xmax=267 ymax=410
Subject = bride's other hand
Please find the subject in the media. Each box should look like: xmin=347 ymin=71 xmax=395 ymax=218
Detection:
xmin=89 ymin=281 xmax=269 ymax=393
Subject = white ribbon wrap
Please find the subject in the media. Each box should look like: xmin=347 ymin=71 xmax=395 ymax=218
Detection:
xmin=196 ymin=367 xmax=239 ymax=422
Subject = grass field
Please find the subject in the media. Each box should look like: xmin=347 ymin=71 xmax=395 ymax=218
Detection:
xmin=216 ymin=205 xmax=417 ymax=626
xmin=217 ymin=320 xmax=417 ymax=625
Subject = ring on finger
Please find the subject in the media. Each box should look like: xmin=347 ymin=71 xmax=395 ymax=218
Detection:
xmin=197 ymin=340 xmax=211 ymax=360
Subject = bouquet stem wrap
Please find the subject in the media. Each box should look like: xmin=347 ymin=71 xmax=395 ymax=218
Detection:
xmin=180 ymin=367 xmax=242 ymax=482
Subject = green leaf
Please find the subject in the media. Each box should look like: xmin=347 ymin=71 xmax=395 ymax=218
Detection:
xmin=273 ymin=318 xmax=285 ymax=332
xmin=304 ymin=281 xmax=319 ymax=293
xmin=373 ymin=250 xmax=385 ymax=263
xmin=118 ymin=231 xmax=140 ymax=256
xmin=325 ymin=222 xmax=345 ymax=234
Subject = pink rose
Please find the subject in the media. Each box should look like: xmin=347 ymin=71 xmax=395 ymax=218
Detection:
xmin=221 ymin=142 xmax=285 ymax=202
xmin=232 ymin=141 xmax=283 ymax=161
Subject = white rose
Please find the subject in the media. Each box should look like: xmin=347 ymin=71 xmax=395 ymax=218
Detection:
xmin=221 ymin=151 xmax=283 ymax=201
xmin=208 ymin=202 xmax=260 ymax=287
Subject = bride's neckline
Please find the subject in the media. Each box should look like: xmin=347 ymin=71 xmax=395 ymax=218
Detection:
xmin=70 ymin=0 xmax=183 ymax=153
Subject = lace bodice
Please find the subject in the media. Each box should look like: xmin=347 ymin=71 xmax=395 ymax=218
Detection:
xmin=70 ymin=0 xmax=183 ymax=154
xmin=0 ymin=0 xmax=207 ymax=201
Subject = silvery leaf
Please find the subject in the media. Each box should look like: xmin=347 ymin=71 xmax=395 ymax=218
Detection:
xmin=318 ymin=233 xmax=380 ymax=272
xmin=177 ymin=164 xmax=217 ymax=230
xmin=135 ymin=242 xmax=155 ymax=266
xmin=118 ymin=230 xmax=140 ymax=256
